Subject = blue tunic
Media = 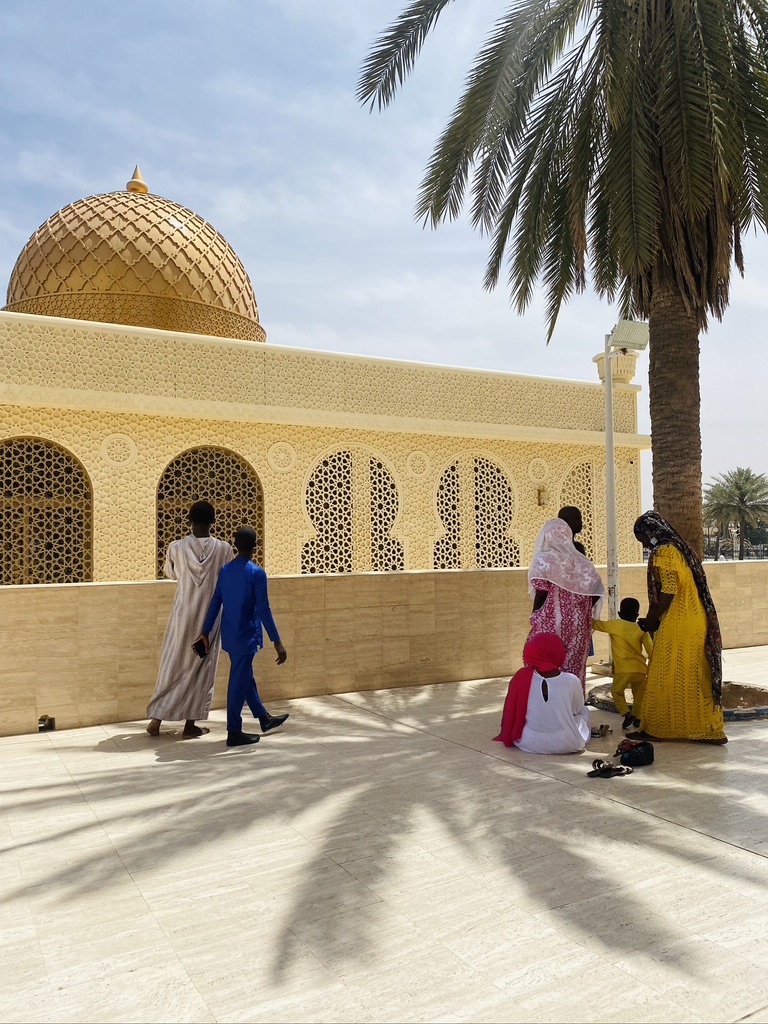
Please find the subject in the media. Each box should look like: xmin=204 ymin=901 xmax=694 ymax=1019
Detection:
xmin=201 ymin=558 xmax=282 ymax=732
xmin=202 ymin=558 xmax=280 ymax=655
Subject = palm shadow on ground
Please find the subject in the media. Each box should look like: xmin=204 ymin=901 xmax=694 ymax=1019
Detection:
xmin=2 ymin=679 xmax=768 ymax=1019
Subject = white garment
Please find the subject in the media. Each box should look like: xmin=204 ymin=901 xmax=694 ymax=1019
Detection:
xmin=528 ymin=519 xmax=605 ymax=614
xmin=515 ymin=670 xmax=591 ymax=754
xmin=147 ymin=535 xmax=233 ymax=721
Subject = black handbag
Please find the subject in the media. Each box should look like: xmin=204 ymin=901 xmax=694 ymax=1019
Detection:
xmin=615 ymin=738 xmax=654 ymax=766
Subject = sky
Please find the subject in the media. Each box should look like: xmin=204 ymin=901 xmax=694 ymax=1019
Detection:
xmin=1 ymin=0 xmax=767 ymax=508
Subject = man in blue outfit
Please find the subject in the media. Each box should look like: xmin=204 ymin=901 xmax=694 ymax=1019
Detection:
xmin=196 ymin=526 xmax=288 ymax=748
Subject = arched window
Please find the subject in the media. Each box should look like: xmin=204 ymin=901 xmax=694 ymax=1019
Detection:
xmin=301 ymin=449 xmax=404 ymax=574
xmin=0 ymin=437 xmax=92 ymax=585
xmin=156 ymin=447 xmax=264 ymax=577
xmin=559 ymin=460 xmax=596 ymax=560
xmin=434 ymin=455 xmax=520 ymax=569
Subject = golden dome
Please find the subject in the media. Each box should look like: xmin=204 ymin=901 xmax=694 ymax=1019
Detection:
xmin=4 ymin=167 xmax=266 ymax=342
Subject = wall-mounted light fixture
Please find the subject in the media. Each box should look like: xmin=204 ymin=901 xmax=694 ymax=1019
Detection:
xmin=537 ymin=487 xmax=550 ymax=507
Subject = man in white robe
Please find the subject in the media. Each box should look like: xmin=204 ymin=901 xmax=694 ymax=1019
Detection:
xmin=147 ymin=501 xmax=233 ymax=738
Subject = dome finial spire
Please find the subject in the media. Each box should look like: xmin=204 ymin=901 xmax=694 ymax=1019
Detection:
xmin=126 ymin=165 xmax=148 ymax=194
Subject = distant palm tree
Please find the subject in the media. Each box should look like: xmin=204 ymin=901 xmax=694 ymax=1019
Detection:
xmin=703 ymin=468 xmax=768 ymax=560
xmin=359 ymin=1 xmax=768 ymax=555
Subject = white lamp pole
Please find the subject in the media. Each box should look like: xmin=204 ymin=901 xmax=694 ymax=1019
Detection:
xmin=604 ymin=331 xmax=619 ymax=621
xmin=602 ymin=320 xmax=649 ymax=621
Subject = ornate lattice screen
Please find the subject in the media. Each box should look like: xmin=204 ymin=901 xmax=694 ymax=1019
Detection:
xmin=434 ymin=462 xmax=462 ymax=569
xmin=370 ymin=457 xmax=405 ymax=571
xmin=559 ymin=460 xmax=596 ymax=560
xmin=434 ymin=455 xmax=520 ymax=569
xmin=0 ymin=437 xmax=92 ymax=585
xmin=301 ymin=450 xmax=404 ymax=573
xmin=301 ymin=451 xmax=354 ymax=574
xmin=156 ymin=447 xmax=264 ymax=577
xmin=473 ymin=456 xmax=521 ymax=568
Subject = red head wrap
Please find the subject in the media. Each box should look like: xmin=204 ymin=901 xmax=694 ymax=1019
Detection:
xmin=493 ymin=633 xmax=566 ymax=747
xmin=523 ymin=633 xmax=566 ymax=674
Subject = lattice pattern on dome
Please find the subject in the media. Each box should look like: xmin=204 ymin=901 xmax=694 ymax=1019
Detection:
xmin=6 ymin=295 xmax=264 ymax=343
xmin=434 ymin=455 xmax=519 ymax=569
xmin=4 ymin=191 xmax=265 ymax=342
xmin=559 ymin=460 xmax=596 ymax=560
xmin=0 ymin=437 xmax=92 ymax=585
xmin=301 ymin=452 xmax=354 ymax=574
xmin=370 ymin=457 xmax=405 ymax=572
xmin=156 ymin=447 xmax=264 ymax=577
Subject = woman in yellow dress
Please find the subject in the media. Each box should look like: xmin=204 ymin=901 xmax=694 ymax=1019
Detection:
xmin=632 ymin=512 xmax=727 ymax=743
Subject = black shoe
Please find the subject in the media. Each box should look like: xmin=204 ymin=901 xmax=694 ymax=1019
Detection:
xmin=622 ymin=712 xmax=635 ymax=730
xmin=227 ymin=731 xmax=260 ymax=747
xmin=259 ymin=712 xmax=289 ymax=734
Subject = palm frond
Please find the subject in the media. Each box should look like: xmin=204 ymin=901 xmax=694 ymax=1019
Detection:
xmin=413 ymin=0 xmax=587 ymax=228
xmin=361 ymin=0 xmax=768 ymax=336
xmin=357 ymin=0 xmax=457 ymax=111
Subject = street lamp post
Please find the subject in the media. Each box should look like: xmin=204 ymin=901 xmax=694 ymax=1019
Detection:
xmin=602 ymin=320 xmax=649 ymax=621
xmin=604 ymin=331 xmax=619 ymax=621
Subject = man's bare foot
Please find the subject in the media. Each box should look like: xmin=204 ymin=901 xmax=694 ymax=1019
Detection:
xmin=147 ymin=719 xmax=161 ymax=736
xmin=181 ymin=725 xmax=210 ymax=739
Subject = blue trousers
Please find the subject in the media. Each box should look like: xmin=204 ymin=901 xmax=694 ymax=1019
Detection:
xmin=226 ymin=648 xmax=266 ymax=733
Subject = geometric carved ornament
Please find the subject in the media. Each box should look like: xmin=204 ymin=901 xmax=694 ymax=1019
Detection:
xmin=156 ymin=446 xmax=264 ymax=576
xmin=434 ymin=455 xmax=520 ymax=569
xmin=0 ymin=437 xmax=93 ymax=584
xmin=301 ymin=450 xmax=404 ymax=573
xmin=559 ymin=459 xmax=596 ymax=560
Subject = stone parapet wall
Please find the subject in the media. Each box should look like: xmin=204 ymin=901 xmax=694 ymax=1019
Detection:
xmin=0 ymin=312 xmax=640 ymax=435
xmin=2 ymin=561 xmax=765 ymax=737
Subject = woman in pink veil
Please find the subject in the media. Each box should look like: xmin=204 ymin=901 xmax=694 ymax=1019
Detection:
xmin=528 ymin=519 xmax=605 ymax=694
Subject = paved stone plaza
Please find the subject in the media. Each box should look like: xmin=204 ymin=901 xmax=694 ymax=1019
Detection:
xmin=3 ymin=648 xmax=768 ymax=1024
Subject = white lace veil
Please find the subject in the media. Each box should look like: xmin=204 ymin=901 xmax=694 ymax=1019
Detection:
xmin=528 ymin=519 xmax=606 ymax=607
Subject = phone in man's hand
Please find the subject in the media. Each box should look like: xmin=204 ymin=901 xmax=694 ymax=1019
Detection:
xmin=192 ymin=639 xmax=208 ymax=659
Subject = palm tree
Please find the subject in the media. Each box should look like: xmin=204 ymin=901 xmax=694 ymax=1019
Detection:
xmin=358 ymin=1 xmax=768 ymax=556
xmin=703 ymin=467 xmax=768 ymax=559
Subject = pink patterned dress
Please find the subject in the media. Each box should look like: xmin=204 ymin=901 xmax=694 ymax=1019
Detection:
xmin=527 ymin=578 xmax=594 ymax=693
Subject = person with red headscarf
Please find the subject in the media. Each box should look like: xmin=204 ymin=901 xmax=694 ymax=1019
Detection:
xmin=494 ymin=634 xmax=591 ymax=754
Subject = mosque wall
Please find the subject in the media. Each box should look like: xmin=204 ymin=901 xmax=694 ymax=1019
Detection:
xmin=0 ymin=313 xmax=646 ymax=584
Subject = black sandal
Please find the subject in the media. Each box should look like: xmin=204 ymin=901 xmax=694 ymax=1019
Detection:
xmin=586 ymin=758 xmax=634 ymax=778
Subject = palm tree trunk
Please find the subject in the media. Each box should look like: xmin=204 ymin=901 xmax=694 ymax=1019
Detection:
xmin=739 ymin=516 xmax=746 ymax=560
xmin=648 ymin=279 xmax=704 ymax=557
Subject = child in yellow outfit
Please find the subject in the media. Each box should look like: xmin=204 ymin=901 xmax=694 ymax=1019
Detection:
xmin=592 ymin=598 xmax=653 ymax=730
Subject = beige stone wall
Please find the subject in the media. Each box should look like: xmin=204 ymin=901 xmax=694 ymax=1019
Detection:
xmin=590 ymin=562 xmax=768 ymax=659
xmin=0 ymin=311 xmax=640 ymax=436
xmin=2 ymin=561 xmax=766 ymax=737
